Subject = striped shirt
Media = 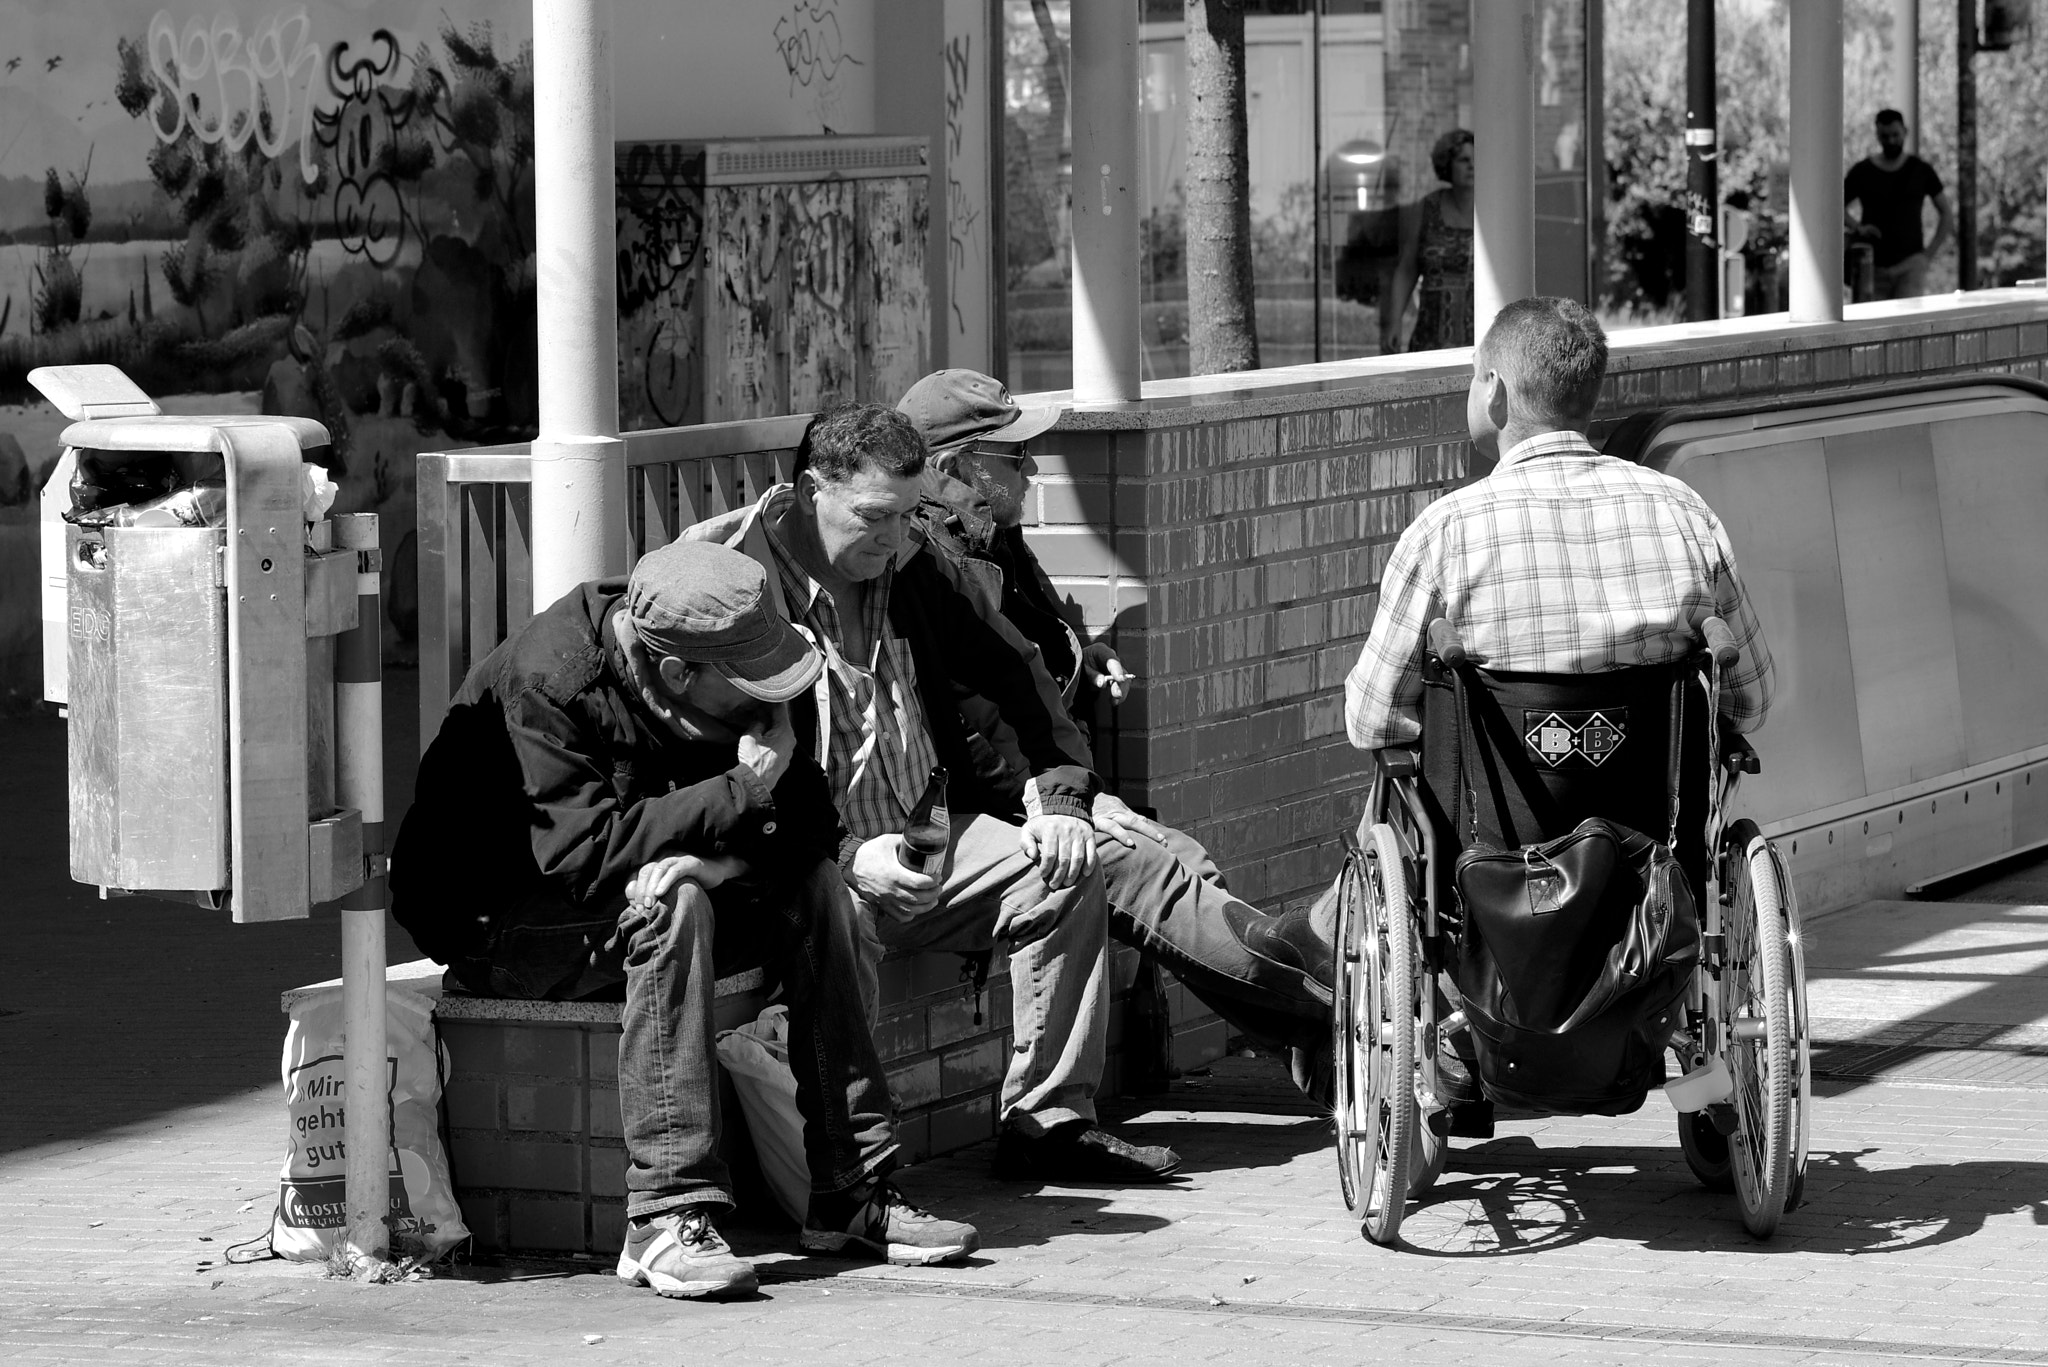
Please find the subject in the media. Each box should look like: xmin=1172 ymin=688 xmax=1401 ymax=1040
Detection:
xmin=761 ymin=497 xmax=941 ymax=842
xmin=1344 ymin=429 xmax=1774 ymax=750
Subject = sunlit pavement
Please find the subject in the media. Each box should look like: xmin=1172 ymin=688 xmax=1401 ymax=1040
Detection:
xmin=6 ymin=690 xmax=2048 ymax=1367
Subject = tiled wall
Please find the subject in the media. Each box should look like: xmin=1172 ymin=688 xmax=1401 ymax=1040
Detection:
xmin=1022 ymin=301 xmax=2048 ymax=916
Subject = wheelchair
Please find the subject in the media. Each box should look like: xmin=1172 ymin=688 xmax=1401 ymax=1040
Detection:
xmin=1331 ymin=618 xmax=1812 ymax=1246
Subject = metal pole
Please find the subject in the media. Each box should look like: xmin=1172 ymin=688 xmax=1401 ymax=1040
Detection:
xmin=533 ymin=0 xmax=626 ymax=605
xmin=333 ymin=512 xmax=388 ymax=1265
xmin=1789 ymin=0 xmax=1844 ymax=323
xmin=1958 ymin=0 xmax=1978 ymax=290
xmin=1684 ymin=0 xmax=1718 ymax=322
xmin=1472 ymin=0 xmax=1535 ymax=341
xmin=1893 ymin=0 xmax=1920 ymax=151
xmin=1311 ymin=2 xmax=1323 ymax=364
xmin=1069 ymin=0 xmax=1141 ymax=402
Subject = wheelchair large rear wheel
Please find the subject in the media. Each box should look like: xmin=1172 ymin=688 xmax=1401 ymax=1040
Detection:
xmin=1771 ymin=840 xmax=1813 ymax=1215
xmin=1333 ymin=823 xmax=1417 ymax=1245
xmin=1721 ymin=819 xmax=1795 ymax=1238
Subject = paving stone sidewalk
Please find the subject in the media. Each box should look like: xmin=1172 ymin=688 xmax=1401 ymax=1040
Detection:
xmin=7 ymin=698 xmax=2048 ymax=1367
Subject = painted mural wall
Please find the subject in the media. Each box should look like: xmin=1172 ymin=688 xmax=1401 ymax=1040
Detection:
xmin=0 ymin=0 xmax=987 ymax=699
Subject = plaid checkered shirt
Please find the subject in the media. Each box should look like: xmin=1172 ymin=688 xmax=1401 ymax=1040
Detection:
xmin=1344 ymin=429 xmax=1775 ymax=751
xmin=762 ymin=496 xmax=941 ymax=843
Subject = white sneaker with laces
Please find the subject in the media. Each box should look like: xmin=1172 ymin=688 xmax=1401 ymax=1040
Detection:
xmin=615 ymin=1208 xmax=758 ymax=1299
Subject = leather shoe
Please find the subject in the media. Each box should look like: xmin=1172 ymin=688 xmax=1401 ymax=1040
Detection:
xmin=992 ymin=1122 xmax=1182 ymax=1183
xmin=1227 ymin=904 xmax=1334 ymax=1004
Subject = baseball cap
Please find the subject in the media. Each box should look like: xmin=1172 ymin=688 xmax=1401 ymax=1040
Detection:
xmin=897 ymin=369 xmax=1064 ymax=451
xmin=623 ymin=541 xmax=821 ymax=702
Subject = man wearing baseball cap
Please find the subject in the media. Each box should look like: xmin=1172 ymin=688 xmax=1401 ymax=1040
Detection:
xmin=899 ymin=370 xmax=1337 ymax=1070
xmin=392 ymin=540 xmax=977 ymax=1300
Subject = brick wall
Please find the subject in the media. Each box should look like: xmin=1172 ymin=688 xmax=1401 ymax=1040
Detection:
xmin=441 ymin=944 xmax=1225 ymax=1255
xmin=1021 ymin=296 xmax=2048 ymax=917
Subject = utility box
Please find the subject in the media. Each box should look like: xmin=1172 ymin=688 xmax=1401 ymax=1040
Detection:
xmin=614 ymin=134 xmax=930 ymax=430
xmin=38 ymin=365 xmax=366 ymax=923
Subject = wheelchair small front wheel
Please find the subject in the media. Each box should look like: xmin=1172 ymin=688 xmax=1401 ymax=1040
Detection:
xmin=1677 ymin=1107 xmax=1734 ymax=1193
xmin=1720 ymin=819 xmax=1795 ymax=1239
xmin=1333 ymin=822 xmax=1417 ymax=1245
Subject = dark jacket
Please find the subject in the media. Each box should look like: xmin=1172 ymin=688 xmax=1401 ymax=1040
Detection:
xmin=389 ymin=581 xmax=845 ymax=967
xmin=915 ymin=471 xmax=1092 ymax=712
xmin=685 ymin=489 xmax=1098 ymax=853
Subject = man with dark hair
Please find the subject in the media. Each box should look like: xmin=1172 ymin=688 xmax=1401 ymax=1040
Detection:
xmin=895 ymin=370 xmax=1337 ymax=1059
xmin=686 ymin=402 xmax=1182 ymax=1184
xmin=391 ymin=539 xmax=977 ymax=1300
xmin=1846 ymin=109 xmax=1952 ymax=299
xmin=1342 ymin=298 xmax=1773 ymax=1106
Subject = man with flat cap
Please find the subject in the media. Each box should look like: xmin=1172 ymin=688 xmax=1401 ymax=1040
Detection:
xmin=392 ymin=540 xmax=977 ymax=1301
xmin=896 ymin=370 xmax=1338 ymax=1073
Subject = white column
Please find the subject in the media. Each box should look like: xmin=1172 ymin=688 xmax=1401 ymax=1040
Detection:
xmin=533 ymin=0 xmax=627 ymax=604
xmin=1069 ymin=0 xmax=1141 ymax=402
xmin=1893 ymin=0 xmax=1920 ymax=151
xmin=1472 ymin=0 xmax=1535 ymax=342
xmin=1790 ymin=0 xmax=1845 ymax=323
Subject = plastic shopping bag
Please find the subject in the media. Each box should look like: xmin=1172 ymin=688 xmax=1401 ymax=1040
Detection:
xmin=714 ymin=1005 xmax=808 ymax=1222
xmin=270 ymin=986 xmax=468 ymax=1262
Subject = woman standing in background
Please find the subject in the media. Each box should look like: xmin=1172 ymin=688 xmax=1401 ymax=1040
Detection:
xmin=1381 ymin=129 xmax=1475 ymax=354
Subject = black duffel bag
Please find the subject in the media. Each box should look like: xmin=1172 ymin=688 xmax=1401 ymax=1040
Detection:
xmin=1453 ymin=818 xmax=1700 ymax=1115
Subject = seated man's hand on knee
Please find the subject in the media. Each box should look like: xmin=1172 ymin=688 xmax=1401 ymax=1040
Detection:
xmin=626 ymin=853 xmax=747 ymax=910
xmin=850 ymin=833 xmax=941 ymax=923
xmin=1090 ymin=792 xmax=1169 ymax=849
xmin=1020 ymin=813 xmax=1096 ymax=890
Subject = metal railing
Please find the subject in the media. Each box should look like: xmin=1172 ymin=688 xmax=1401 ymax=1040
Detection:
xmin=416 ymin=415 xmax=813 ymax=743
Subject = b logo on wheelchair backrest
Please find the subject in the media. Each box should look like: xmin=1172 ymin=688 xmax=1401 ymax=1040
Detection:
xmin=1523 ymin=709 xmax=1628 ymax=769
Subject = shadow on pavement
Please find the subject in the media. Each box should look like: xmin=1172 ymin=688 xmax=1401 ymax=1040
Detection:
xmin=0 ymin=671 xmax=423 ymax=1162
xmin=1391 ymin=1135 xmax=2048 ymax=1257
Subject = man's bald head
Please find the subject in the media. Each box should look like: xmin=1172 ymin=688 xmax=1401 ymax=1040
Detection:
xmin=1474 ymin=296 xmax=1609 ymax=431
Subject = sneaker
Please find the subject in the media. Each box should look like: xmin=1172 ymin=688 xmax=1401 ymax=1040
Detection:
xmin=615 ymin=1208 xmax=757 ymax=1300
xmin=992 ymin=1121 xmax=1183 ymax=1183
xmin=799 ymin=1181 xmax=979 ymax=1266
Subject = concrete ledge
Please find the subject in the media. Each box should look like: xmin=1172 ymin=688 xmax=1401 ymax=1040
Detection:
xmin=278 ymin=959 xmax=770 ymax=1021
xmin=1022 ymin=288 xmax=2048 ymax=426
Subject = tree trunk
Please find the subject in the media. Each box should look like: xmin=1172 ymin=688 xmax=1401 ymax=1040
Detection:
xmin=1184 ymin=0 xmax=1259 ymax=373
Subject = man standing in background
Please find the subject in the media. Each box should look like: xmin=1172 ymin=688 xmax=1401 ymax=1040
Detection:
xmin=1845 ymin=108 xmax=1953 ymax=299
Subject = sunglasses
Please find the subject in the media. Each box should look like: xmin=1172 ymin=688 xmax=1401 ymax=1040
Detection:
xmin=969 ymin=441 xmax=1032 ymax=464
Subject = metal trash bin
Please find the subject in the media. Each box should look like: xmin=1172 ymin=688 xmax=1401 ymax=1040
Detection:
xmin=37 ymin=365 xmax=367 ymax=922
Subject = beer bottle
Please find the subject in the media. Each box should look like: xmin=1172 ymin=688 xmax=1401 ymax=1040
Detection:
xmin=898 ymin=766 xmax=950 ymax=872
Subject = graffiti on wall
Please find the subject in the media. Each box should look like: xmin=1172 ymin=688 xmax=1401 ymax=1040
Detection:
xmin=615 ymin=137 xmax=928 ymax=433
xmin=943 ymin=31 xmax=981 ymax=338
xmin=0 ymin=0 xmax=535 ymax=684
xmin=771 ymin=0 xmax=862 ymax=131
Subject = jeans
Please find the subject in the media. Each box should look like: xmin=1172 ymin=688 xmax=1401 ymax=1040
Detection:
xmin=1874 ymin=251 xmax=1931 ymax=299
xmin=450 ymin=859 xmax=897 ymax=1220
xmin=1098 ymin=825 xmax=1330 ymax=1051
xmin=872 ymin=812 xmax=1109 ymax=1136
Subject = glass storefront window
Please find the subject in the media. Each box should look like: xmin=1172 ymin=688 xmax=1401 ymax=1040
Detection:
xmin=999 ymin=1 xmax=1591 ymax=391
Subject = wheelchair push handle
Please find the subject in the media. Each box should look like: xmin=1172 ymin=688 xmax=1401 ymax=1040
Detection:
xmin=1700 ymin=617 xmax=1741 ymax=670
xmin=1427 ymin=618 xmax=1468 ymax=667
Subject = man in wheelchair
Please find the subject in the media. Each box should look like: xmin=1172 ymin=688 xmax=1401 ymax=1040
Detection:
xmin=1327 ymin=297 xmax=1798 ymax=1242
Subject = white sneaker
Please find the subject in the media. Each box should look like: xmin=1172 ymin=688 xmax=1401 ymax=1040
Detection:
xmin=615 ymin=1208 xmax=758 ymax=1299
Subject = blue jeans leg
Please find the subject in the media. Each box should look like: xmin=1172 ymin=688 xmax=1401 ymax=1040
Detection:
xmin=616 ymin=882 xmax=730 ymax=1219
xmin=1098 ymin=825 xmax=1330 ymax=1050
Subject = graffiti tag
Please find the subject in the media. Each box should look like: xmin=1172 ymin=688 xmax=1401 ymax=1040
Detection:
xmin=145 ymin=8 xmax=323 ymax=185
xmin=616 ymin=144 xmax=706 ymax=315
xmin=943 ymin=32 xmax=981 ymax=337
xmin=773 ymin=0 xmax=862 ymax=94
